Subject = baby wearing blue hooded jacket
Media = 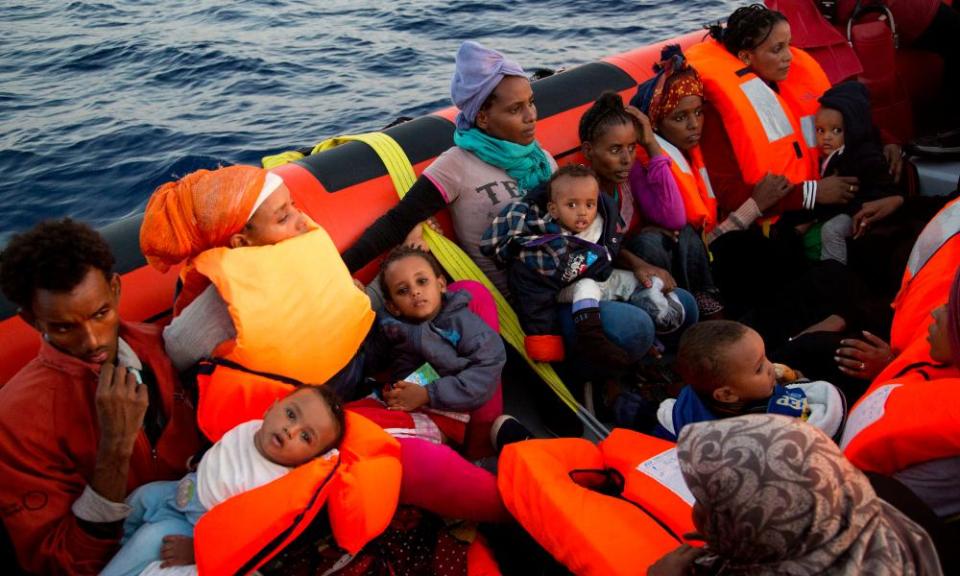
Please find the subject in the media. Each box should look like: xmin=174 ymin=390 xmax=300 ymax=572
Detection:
xmin=656 ymin=320 xmax=846 ymax=442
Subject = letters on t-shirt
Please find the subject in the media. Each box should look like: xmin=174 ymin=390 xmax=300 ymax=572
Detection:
xmin=475 ymin=180 xmax=523 ymax=204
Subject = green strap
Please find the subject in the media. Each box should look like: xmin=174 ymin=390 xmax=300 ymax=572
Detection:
xmin=305 ymin=132 xmax=609 ymax=438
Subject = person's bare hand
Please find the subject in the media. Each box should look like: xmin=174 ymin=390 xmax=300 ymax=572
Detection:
xmin=633 ymin=261 xmax=677 ymax=292
xmin=883 ymin=143 xmax=904 ymax=183
xmin=96 ymin=363 xmax=148 ymax=455
xmin=383 ymin=381 xmax=430 ymax=411
xmin=751 ymin=173 xmax=792 ymax=212
xmin=817 ymin=176 xmax=858 ymax=205
xmin=835 ymin=331 xmax=895 ymax=380
xmin=852 ymin=196 xmax=904 ymax=239
xmin=160 ymin=535 xmax=195 ymax=568
xmin=625 ymin=105 xmax=656 ymax=147
xmin=647 ymin=544 xmax=706 ymax=575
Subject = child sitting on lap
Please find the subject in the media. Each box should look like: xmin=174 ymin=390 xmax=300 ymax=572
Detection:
xmin=100 ymin=386 xmax=345 ymax=576
xmin=482 ymin=164 xmax=683 ymax=367
xmin=361 ymin=247 xmax=506 ymax=447
xmin=656 ymin=320 xmax=845 ymax=441
xmin=809 ymin=81 xmax=901 ymax=264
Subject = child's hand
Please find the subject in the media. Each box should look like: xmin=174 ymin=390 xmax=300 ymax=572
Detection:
xmin=383 ymin=381 xmax=430 ymax=411
xmin=160 ymin=535 xmax=195 ymax=567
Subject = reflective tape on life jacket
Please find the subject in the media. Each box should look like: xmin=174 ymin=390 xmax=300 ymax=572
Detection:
xmin=686 ymin=39 xmax=829 ymax=185
xmin=194 ymin=411 xmax=402 ymax=576
xmin=890 ymin=197 xmax=960 ymax=352
xmin=192 ymin=224 xmax=374 ymax=386
xmin=498 ymin=435 xmax=686 ymax=575
xmin=842 ymin=376 xmax=960 ymax=476
xmin=656 ymin=135 xmax=718 ymax=232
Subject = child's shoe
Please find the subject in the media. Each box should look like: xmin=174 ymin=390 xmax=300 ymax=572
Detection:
xmin=573 ymin=307 xmax=632 ymax=368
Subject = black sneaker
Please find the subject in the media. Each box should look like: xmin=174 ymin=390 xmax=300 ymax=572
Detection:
xmin=490 ymin=415 xmax=534 ymax=453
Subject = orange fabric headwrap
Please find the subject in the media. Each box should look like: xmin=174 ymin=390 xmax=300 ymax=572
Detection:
xmin=140 ymin=166 xmax=267 ymax=272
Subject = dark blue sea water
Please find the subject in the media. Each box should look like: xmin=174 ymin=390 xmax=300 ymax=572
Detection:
xmin=0 ymin=0 xmax=738 ymax=242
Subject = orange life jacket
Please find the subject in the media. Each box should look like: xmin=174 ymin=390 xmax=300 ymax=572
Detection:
xmin=842 ymin=373 xmax=960 ymax=476
xmin=194 ymin=411 xmax=401 ymax=576
xmin=888 ymin=196 xmax=960 ymax=356
xmin=686 ymin=39 xmax=829 ymax=186
xmin=497 ymin=432 xmax=691 ymax=576
xmin=196 ymin=358 xmax=302 ymax=442
xmin=192 ymin=224 xmax=374 ymax=386
xmin=655 ymin=136 xmax=718 ymax=232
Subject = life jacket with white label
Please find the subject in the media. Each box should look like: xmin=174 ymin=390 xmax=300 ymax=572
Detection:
xmin=655 ymin=137 xmax=718 ymax=232
xmin=842 ymin=372 xmax=960 ymax=476
xmin=194 ymin=410 xmax=401 ymax=576
xmin=497 ymin=430 xmax=695 ymax=576
xmin=686 ymin=39 xmax=829 ymax=186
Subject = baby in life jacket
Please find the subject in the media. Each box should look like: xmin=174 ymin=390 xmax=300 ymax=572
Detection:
xmin=656 ymin=320 xmax=846 ymax=441
xmin=100 ymin=386 xmax=345 ymax=576
xmin=359 ymin=247 xmax=506 ymax=449
xmin=482 ymin=165 xmax=684 ymax=368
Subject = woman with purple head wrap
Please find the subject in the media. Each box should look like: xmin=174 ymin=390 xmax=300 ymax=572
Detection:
xmin=342 ymin=40 xmax=555 ymax=297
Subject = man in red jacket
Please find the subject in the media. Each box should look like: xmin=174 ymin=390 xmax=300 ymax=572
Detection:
xmin=0 ymin=218 xmax=200 ymax=575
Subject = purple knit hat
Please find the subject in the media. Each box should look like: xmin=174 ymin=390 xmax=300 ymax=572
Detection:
xmin=450 ymin=41 xmax=525 ymax=131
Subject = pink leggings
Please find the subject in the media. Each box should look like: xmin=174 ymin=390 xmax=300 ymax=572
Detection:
xmin=398 ymin=437 xmax=511 ymax=523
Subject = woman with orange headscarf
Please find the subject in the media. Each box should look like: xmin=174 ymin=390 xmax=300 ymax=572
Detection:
xmin=139 ymin=165 xmax=514 ymax=529
xmin=139 ymin=164 xmax=372 ymax=398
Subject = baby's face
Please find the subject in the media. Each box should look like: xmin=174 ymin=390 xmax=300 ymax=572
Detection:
xmin=256 ymin=388 xmax=338 ymax=467
xmin=815 ymin=107 xmax=845 ymax=157
xmin=548 ymin=175 xmax=599 ymax=234
xmin=721 ymin=329 xmax=777 ymax=402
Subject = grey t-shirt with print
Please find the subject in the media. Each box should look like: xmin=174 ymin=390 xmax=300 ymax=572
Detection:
xmin=423 ymin=146 xmax=556 ymax=296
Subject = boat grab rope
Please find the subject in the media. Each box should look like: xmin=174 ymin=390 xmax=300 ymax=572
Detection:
xmin=274 ymin=132 xmax=610 ymax=440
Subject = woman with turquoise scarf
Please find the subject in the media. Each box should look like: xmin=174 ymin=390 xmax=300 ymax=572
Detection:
xmin=342 ymin=40 xmax=552 ymax=295
xmin=342 ymin=40 xmax=669 ymax=370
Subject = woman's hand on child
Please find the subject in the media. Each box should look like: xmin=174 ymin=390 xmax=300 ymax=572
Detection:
xmin=160 ymin=535 xmax=195 ymax=568
xmin=835 ymin=331 xmax=894 ymax=380
xmin=383 ymin=381 xmax=430 ymax=411
xmin=751 ymin=173 xmax=792 ymax=212
xmin=883 ymin=143 xmax=904 ymax=183
xmin=633 ymin=261 xmax=677 ymax=292
xmin=817 ymin=176 xmax=858 ymax=205
xmin=852 ymin=196 xmax=905 ymax=239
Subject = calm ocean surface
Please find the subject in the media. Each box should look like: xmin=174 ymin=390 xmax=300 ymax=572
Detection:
xmin=0 ymin=0 xmax=739 ymax=242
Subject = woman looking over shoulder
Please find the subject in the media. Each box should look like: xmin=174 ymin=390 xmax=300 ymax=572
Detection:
xmin=341 ymin=40 xmax=555 ymax=296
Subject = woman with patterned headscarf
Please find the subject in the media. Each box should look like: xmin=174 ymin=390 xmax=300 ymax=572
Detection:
xmin=649 ymin=414 xmax=942 ymax=575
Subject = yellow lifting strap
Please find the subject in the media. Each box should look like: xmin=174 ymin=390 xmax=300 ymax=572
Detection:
xmin=297 ymin=131 xmax=607 ymax=435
